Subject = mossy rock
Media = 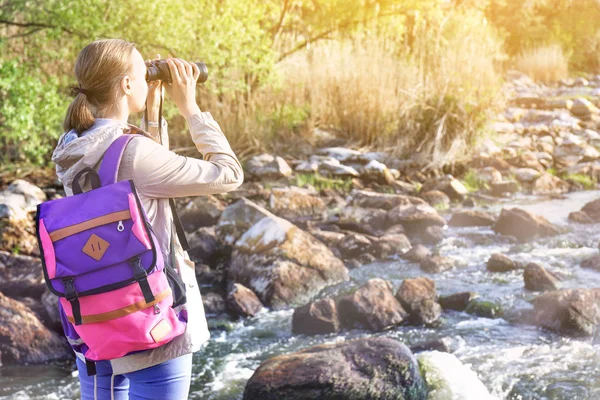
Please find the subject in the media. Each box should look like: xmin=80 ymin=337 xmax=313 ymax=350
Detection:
xmin=465 ymin=300 xmax=503 ymax=319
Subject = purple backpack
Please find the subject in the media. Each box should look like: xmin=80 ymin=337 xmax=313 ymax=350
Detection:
xmin=35 ymin=134 xmax=187 ymax=375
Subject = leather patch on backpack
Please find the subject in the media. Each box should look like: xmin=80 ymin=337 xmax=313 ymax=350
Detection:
xmin=83 ymin=234 xmax=110 ymax=261
xmin=150 ymin=319 xmax=172 ymax=343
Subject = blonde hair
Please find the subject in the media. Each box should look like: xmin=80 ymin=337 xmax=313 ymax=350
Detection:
xmin=63 ymin=39 xmax=136 ymax=134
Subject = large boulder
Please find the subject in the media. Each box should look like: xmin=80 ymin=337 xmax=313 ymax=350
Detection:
xmin=215 ymin=198 xmax=276 ymax=247
xmin=371 ymin=234 xmax=412 ymax=259
xmin=292 ymin=298 xmax=340 ymax=335
xmin=243 ymin=337 xmax=426 ymax=400
xmin=228 ymin=215 xmax=348 ymax=310
xmin=338 ymin=279 xmax=407 ymax=331
xmin=336 ymin=233 xmax=373 ymax=260
xmin=0 ymin=251 xmax=45 ymax=298
xmin=395 ymin=277 xmax=441 ymax=325
xmin=178 ymin=195 xmax=225 ymax=232
xmin=492 ymin=208 xmax=562 ymax=242
xmin=448 ymin=210 xmax=496 ymax=227
xmin=0 ymin=292 xmax=70 ymax=364
xmin=417 ymin=351 xmax=496 ymax=400
xmin=187 ymin=226 xmax=224 ymax=264
xmin=268 ymin=186 xmax=326 ymax=221
xmin=336 ymin=206 xmax=388 ymax=234
xmin=387 ymin=204 xmax=446 ymax=235
xmin=530 ymin=173 xmax=569 ymax=196
xmin=532 ymin=289 xmax=600 ymax=337
xmin=523 ymin=263 xmax=559 ymax=291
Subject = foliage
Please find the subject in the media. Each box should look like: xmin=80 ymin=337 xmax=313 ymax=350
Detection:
xmin=293 ymin=172 xmax=353 ymax=193
xmin=460 ymin=170 xmax=489 ymax=193
xmin=515 ymin=45 xmax=569 ymax=84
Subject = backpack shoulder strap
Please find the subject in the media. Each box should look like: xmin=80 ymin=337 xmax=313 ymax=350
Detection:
xmin=98 ymin=134 xmax=135 ymax=186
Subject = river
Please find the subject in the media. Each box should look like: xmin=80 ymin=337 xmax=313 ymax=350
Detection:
xmin=2 ymin=191 xmax=600 ymax=399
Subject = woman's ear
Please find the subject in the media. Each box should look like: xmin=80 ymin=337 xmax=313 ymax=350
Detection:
xmin=121 ymin=76 xmax=132 ymax=96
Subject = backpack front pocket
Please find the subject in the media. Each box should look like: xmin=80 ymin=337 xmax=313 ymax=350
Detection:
xmin=59 ymin=270 xmax=186 ymax=361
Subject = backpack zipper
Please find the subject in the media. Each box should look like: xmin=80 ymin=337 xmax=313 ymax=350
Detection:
xmin=117 ymin=221 xmax=124 ymax=232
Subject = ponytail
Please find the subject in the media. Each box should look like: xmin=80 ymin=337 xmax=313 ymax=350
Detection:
xmin=62 ymin=39 xmax=136 ymax=135
xmin=63 ymin=93 xmax=96 ymax=134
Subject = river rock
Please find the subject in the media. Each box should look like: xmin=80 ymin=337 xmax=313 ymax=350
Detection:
xmin=532 ymin=289 xmax=600 ymax=336
xmin=420 ymin=190 xmax=450 ymax=209
xmin=448 ymin=210 xmax=496 ymax=227
xmin=318 ymin=159 xmax=360 ymax=178
xmin=361 ymin=160 xmax=395 ymax=185
xmin=0 ymin=180 xmax=46 ymax=220
xmin=396 ymin=277 xmax=441 ymax=325
xmin=215 ymin=198 xmax=277 ymax=247
xmin=371 ymin=234 xmax=411 ymax=259
xmin=292 ymin=298 xmax=340 ymax=335
xmin=349 ymin=189 xmax=425 ymax=210
xmin=491 ymin=180 xmax=520 ymax=197
xmin=228 ymin=215 xmax=348 ymax=310
xmin=336 ymin=233 xmax=373 ymax=260
xmin=243 ymin=337 xmax=426 ymax=400
xmin=417 ymin=351 xmax=496 ymax=400
xmin=387 ymin=203 xmax=446 ymax=235
xmin=571 ymin=98 xmax=599 ymax=119
xmin=179 ymin=195 xmax=225 ymax=232
xmin=524 ymin=263 xmax=560 ymax=291
xmin=487 ymin=253 xmax=519 ymax=272
xmin=477 ymin=167 xmax=503 ymax=184
xmin=245 ymin=154 xmax=293 ymax=179
xmin=187 ymin=226 xmax=223 ymax=264
xmin=268 ymin=186 xmax=326 ymax=220
xmin=41 ymin=288 xmax=62 ymax=333
xmin=531 ymin=173 xmax=569 ymax=195
xmin=580 ymin=197 xmax=600 ymax=221
xmin=492 ymin=208 xmax=562 ymax=242
xmin=420 ymin=225 xmax=445 ymax=245
xmin=422 ymin=175 xmax=468 ymax=201
xmin=338 ymin=278 xmax=407 ymax=331
xmin=0 ymin=292 xmax=70 ymax=364
xmin=0 ymin=251 xmax=45 ymax=298
xmin=202 ymin=292 xmax=227 ymax=316
xmin=0 ymin=213 xmax=38 ymax=256
xmin=465 ymin=300 xmax=503 ymax=318
xmin=469 ymin=156 xmax=511 ymax=172
xmin=420 ymin=256 xmax=455 ymax=273
xmin=401 ymin=244 xmax=431 ymax=263
xmin=226 ymin=283 xmax=264 ymax=318
xmin=581 ymin=254 xmax=600 ymax=272
xmin=316 ymin=147 xmax=362 ymax=162
xmin=515 ymin=168 xmax=541 ymax=183
xmin=568 ymin=210 xmax=595 ymax=224
xmin=336 ymin=206 xmax=388 ymax=234
xmin=438 ymin=292 xmax=479 ymax=311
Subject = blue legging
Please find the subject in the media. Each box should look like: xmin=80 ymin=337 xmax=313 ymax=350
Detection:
xmin=76 ymin=353 xmax=193 ymax=400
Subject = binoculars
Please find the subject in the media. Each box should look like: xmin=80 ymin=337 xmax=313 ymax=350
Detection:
xmin=146 ymin=60 xmax=208 ymax=85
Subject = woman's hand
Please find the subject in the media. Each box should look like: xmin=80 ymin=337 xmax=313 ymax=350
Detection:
xmin=146 ymin=54 xmax=163 ymax=122
xmin=164 ymin=58 xmax=201 ymax=119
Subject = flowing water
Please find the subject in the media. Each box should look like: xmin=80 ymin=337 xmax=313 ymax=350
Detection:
xmin=2 ymin=191 xmax=600 ymax=400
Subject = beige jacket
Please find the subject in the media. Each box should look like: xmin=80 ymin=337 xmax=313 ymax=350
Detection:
xmin=52 ymin=112 xmax=244 ymax=374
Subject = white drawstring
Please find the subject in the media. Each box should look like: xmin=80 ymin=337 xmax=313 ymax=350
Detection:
xmin=110 ymin=374 xmax=115 ymax=400
xmin=93 ymin=375 xmax=97 ymax=400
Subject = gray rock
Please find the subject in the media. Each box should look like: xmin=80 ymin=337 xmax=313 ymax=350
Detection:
xmin=420 ymin=190 xmax=450 ymax=209
xmin=449 ymin=210 xmax=496 ymax=227
xmin=268 ymin=186 xmax=326 ymax=220
xmin=487 ymin=253 xmax=519 ymax=272
xmin=491 ymin=180 xmax=520 ymax=197
xmin=420 ymin=256 xmax=455 ymax=273
xmin=581 ymin=254 xmax=600 ymax=272
xmin=493 ymin=208 xmax=562 ymax=242
xmin=337 ymin=233 xmax=373 ymax=260
xmin=179 ymin=195 xmax=225 ymax=232
xmin=349 ymin=189 xmax=425 ymax=210
xmin=0 ymin=251 xmax=45 ymax=298
xmin=292 ymin=298 xmax=340 ymax=335
xmin=245 ymin=154 xmax=292 ymax=179
xmin=402 ymin=244 xmax=431 ymax=263
xmin=243 ymin=337 xmax=426 ymax=400
xmin=524 ymin=263 xmax=560 ymax=291
xmin=371 ymin=234 xmax=411 ymax=259
xmin=438 ymin=292 xmax=479 ymax=311
xmin=422 ymin=175 xmax=468 ymax=201
xmin=533 ymin=289 xmax=600 ymax=336
xmin=215 ymin=198 xmax=276 ymax=247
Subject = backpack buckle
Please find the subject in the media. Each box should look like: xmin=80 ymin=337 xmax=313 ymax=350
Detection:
xmin=63 ymin=278 xmax=78 ymax=302
xmin=129 ymin=256 xmax=147 ymax=281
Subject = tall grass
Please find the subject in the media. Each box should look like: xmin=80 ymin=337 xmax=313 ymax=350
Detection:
xmin=515 ymin=45 xmax=569 ymax=84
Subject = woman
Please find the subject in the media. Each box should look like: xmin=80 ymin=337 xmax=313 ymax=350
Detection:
xmin=52 ymin=39 xmax=244 ymax=399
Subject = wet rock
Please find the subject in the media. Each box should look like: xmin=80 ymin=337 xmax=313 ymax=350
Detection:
xmin=532 ymin=289 xmax=600 ymax=336
xmin=410 ymin=337 xmax=454 ymax=354
xmin=215 ymin=198 xmax=276 ymax=247
xmin=493 ymin=208 xmax=562 ymax=242
xmin=371 ymin=234 xmax=411 ymax=259
xmin=179 ymin=195 xmax=225 ymax=232
xmin=344 ymin=259 xmax=361 ymax=270
xmin=396 ymin=277 xmax=441 ymax=325
xmin=268 ymin=186 xmax=326 ymax=220
xmin=408 ymin=299 xmax=442 ymax=325
xmin=491 ymin=180 xmax=520 ymax=197
xmin=228 ymin=215 xmax=348 ymax=310
xmin=568 ymin=211 xmax=595 ymax=224
xmin=187 ymin=226 xmax=223 ymax=264
xmin=349 ymin=190 xmax=425 ymax=210
xmin=226 ymin=283 xmax=264 ymax=318
xmin=581 ymin=254 xmax=600 ymax=272
xmin=524 ymin=263 xmax=560 ymax=291
xmin=420 ymin=190 xmax=450 ymax=209
xmin=580 ymin=197 xmax=600 ymax=221
xmin=202 ymin=292 xmax=227 ymax=316
xmin=336 ymin=206 xmax=388 ymax=234
xmin=243 ymin=337 xmax=426 ymax=400
xmin=337 ymin=233 xmax=373 ymax=260
xmin=292 ymin=298 xmax=340 ymax=335
xmin=438 ymin=292 xmax=479 ymax=311
xmin=41 ymin=288 xmax=62 ymax=333
xmin=422 ymin=175 xmax=468 ymax=201
xmin=487 ymin=253 xmax=520 ymax=272
xmin=195 ymin=263 xmax=225 ymax=288
xmin=531 ymin=173 xmax=569 ymax=195
xmin=0 ymin=251 xmax=45 ymax=298
xmin=417 ymin=351 xmax=496 ymax=400
xmin=465 ymin=300 xmax=503 ymax=318
xmin=308 ymin=229 xmax=345 ymax=249
xmin=0 ymin=292 xmax=70 ymax=364
xmin=448 ymin=210 xmax=496 ymax=227
xmin=420 ymin=256 xmax=455 ymax=273
xmin=387 ymin=203 xmax=446 ymax=235
xmin=401 ymin=244 xmax=431 ymax=263
xmin=338 ymin=278 xmax=407 ymax=331
xmin=420 ymin=226 xmax=444 ymax=245
xmin=245 ymin=154 xmax=292 ymax=179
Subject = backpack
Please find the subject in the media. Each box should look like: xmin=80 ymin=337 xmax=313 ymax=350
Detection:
xmin=35 ymin=134 xmax=188 ymax=375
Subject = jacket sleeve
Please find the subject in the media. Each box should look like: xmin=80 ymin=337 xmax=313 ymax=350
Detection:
xmin=123 ymin=112 xmax=244 ymax=198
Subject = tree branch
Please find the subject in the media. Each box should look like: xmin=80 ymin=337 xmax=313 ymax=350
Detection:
xmin=0 ymin=19 xmax=90 ymax=38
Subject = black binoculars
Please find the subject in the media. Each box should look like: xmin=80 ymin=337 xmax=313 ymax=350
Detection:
xmin=146 ymin=60 xmax=208 ymax=85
